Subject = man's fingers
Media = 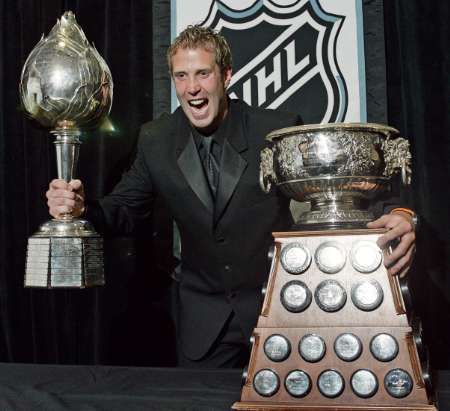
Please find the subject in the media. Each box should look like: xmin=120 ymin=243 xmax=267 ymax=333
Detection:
xmin=387 ymin=245 xmax=415 ymax=276
xmin=367 ymin=215 xmax=389 ymax=229
xmin=383 ymin=233 xmax=415 ymax=267
xmin=49 ymin=179 xmax=83 ymax=192
xmin=69 ymin=179 xmax=83 ymax=192
xmin=377 ymin=223 xmax=413 ymax=249
xmin=46 ymin=188 xmax=77 ymax=200
xmin=46 ymin=179 xmax=85 ymax=219
xmin=47 ymin=196 xmax=77 ymax=209
xmin=49 ymin=179 xmax=70 ymax=190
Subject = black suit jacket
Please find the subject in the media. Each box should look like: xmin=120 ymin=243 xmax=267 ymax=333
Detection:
xmin=88 ymin=99 xmax=301 ymax=359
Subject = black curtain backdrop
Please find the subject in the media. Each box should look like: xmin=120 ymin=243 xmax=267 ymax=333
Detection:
xmin=0 ymin=0 xmax=175 ymax=366
xmin=384 ymin=0 xmax=450 ymax=369
xmin=0 ymin=0 xmax=449 ymax=370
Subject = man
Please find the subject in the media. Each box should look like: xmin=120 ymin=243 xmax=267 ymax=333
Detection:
xmin=46 ymin=25 xmax=416 ymax=368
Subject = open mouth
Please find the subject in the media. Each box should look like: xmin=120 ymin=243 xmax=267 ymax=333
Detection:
xmin=188 ymin=98 xmax=208 ymax=112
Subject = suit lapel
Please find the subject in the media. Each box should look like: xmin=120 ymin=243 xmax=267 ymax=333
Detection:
xmin=175 ymin=111 xmax=214 ymax=214
xmin=214 ymin=101 xmax=248 ymax=224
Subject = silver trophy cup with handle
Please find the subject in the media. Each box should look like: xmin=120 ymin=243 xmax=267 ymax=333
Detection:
xmin=20 ymin=11 xmax=113 ymax=287
xmin=260 ymin=123 xmax=412 ymax=229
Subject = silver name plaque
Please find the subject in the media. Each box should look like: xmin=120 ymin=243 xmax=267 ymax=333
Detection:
xmin=285 ymin=370 xmax=311 ymax=398
xmin=370 ymin=333 xmax=399 ymax=362
xmin=263 ymin=334 xmax=291 ymax=362
xmin=351 ymin=369 xmax=379 ymax=398
xmin=314 ymin=241 xmax=346 ymax=274
xmin=280 ymin=242 xmax=311 ymax=274
xmin=280 ymin=280 xmax=312 ymax=313
xmin=317 ymin=369 xmax=345 ymax=398
xmin=384 ymin=368 xmax=413 ymax=398
xmin=315 ymin=279 xmax=347 ymax=312
xmin=351 ymin=279 xmax=384 ymax=311
xmin=253 ymin=369 xmax=280 ymax=397
xmin=350 ymin=241 xmax=383 ymax=273
xmin=334 ymin=333 xmax=363 ymax=362
xmin=299 ymin=334 xmax=326 ymax=363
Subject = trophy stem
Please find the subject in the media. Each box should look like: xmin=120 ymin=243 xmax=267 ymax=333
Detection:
xmin=52 ymin=127 xmax=81 ymax=221
xmin=52 ymin=128 xmax=81 ymax=183
xmin=294 ymin=195 xmax=373 ymax=230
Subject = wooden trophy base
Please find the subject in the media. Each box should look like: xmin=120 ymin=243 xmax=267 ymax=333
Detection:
xmin=234 ymin=229 xmax=437 ymax=411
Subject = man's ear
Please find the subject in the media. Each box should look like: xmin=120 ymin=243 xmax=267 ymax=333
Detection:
xmin=223 ymin=67 xmax=232 ymax=88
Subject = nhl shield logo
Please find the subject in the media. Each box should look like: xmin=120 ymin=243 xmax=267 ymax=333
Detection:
xmin=201 ymin=0 xmax=348 ymax=123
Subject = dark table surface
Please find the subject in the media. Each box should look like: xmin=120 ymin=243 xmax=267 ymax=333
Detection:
xmin=0 ymin=363 xmax=448 ymax=410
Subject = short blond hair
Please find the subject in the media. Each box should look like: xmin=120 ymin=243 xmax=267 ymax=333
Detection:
xmin=167 ymin=25 xmax=232 ymax=73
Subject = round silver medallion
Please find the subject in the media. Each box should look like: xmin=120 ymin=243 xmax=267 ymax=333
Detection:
xmin=315 ymin=241 xmax=346 ymax=274
xmin=351 ymin=369 xmax=378 ymax=398
xmin=317 ymin=369 xmax=345 ymax=398
xmin=280 ymin=280 xmax=312 ymax=313
xmin=264 ymin=334 xmax=291 ymax=362
xmin=315 ymin=280 xmax=347 ymax=312
xmin=370 ymin=333 xmax=399 ymax=362
xmin=285 ymin=370 xmax=311 ymax=397
xmin=253 ymin=369 xmax=280 ymax=397
xmin=299 ymin=334 xmax=326 ymax=362
xmin=351 ymin=279 xmax=384 ymax=311
xmin=280 ymin=242 xmax=311 ymax=274
xmin=334 ymin=333 xmax=362 ymax=361
xmin=384 ymin=368 xmax=413 ymax=398
xmin=350 ymin=241 xmax=382 ymax=273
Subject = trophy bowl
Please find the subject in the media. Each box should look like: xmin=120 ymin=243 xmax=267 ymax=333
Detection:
xmin=260 ymin=123 xmax=411 ymax=228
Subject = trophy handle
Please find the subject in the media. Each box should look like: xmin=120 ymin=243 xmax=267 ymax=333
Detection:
xmin=52 ymin=127 xmax=82 ymax=220
xmin=382 ymin=136 xmax=412 ymax=186
xmin=260 ymin=147 xmax=277 ymax=193
xmin=401 ymin=158 xmax=412 ymax=186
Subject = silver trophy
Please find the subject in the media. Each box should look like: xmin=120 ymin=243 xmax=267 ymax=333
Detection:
xmin=260 ymin=123 xmax=412 ymax=228
xmin=19 ymin=11 xmax=113 ymax=288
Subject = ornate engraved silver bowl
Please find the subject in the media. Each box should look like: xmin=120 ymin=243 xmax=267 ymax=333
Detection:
xmin=260 ymin=123 xmax=411 ymax=228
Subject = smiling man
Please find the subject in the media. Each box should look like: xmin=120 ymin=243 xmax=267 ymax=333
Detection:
xmin=46 ymin=25 xmax=416 ymax=368
xmin=170 ymin=48 xmax=231 ymax=134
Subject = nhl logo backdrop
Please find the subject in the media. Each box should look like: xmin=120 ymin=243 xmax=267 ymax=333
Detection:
xmin=171 ymin=0 xmax=367 ymax=123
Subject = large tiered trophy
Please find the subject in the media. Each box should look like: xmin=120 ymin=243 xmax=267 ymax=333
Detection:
xmin=19 ymin=11 xmax=113 ymax=288
xmin=234 ymin=124 xmax=436 ymax=410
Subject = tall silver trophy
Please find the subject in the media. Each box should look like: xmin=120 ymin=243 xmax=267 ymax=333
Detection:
xmin=20 ymin=11 xmax=113 ymax=288
xmin=260 ymin=123 xmax=412 ymax=229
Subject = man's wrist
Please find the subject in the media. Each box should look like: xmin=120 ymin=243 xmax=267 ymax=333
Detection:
xmin=390 ymin=208 xmax=419 ymax=231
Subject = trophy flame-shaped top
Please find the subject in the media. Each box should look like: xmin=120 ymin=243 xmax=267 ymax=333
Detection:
xmin=19 ymin=11 xmax=113 ymax=130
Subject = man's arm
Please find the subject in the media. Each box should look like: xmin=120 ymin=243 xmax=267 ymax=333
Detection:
xmin=46 ymin=125 xmax=156 ymax=235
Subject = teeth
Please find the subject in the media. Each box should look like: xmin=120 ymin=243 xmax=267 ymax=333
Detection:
xmin=189 ymin=99 xmax=206 ymax=107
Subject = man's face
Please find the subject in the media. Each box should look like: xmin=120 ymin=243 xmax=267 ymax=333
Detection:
xmin=171 ymin=47 xmax=232 ymax=134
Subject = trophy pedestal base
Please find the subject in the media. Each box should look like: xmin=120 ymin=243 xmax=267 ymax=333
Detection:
xmin=236 ymin=229 xmax=435 ymax=410
xmin=25 ymin=219 xmax=104 ymax=288
xmin=232 ymin=401 xmax=437 ymax=410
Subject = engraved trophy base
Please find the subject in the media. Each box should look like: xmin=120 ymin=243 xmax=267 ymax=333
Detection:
xmin=234 ymin=229 xmax=437 ymax=411
xmin=25 ymin=218 xmax=104 ymax=288
xmin=293 ymin=209 xmax=373 ymax=230
xmin=291 ymin=195 xmax=374 ymax=230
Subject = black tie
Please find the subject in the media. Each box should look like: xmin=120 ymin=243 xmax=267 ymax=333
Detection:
xmin=202 ymin=136 xmax=220 ymax=197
